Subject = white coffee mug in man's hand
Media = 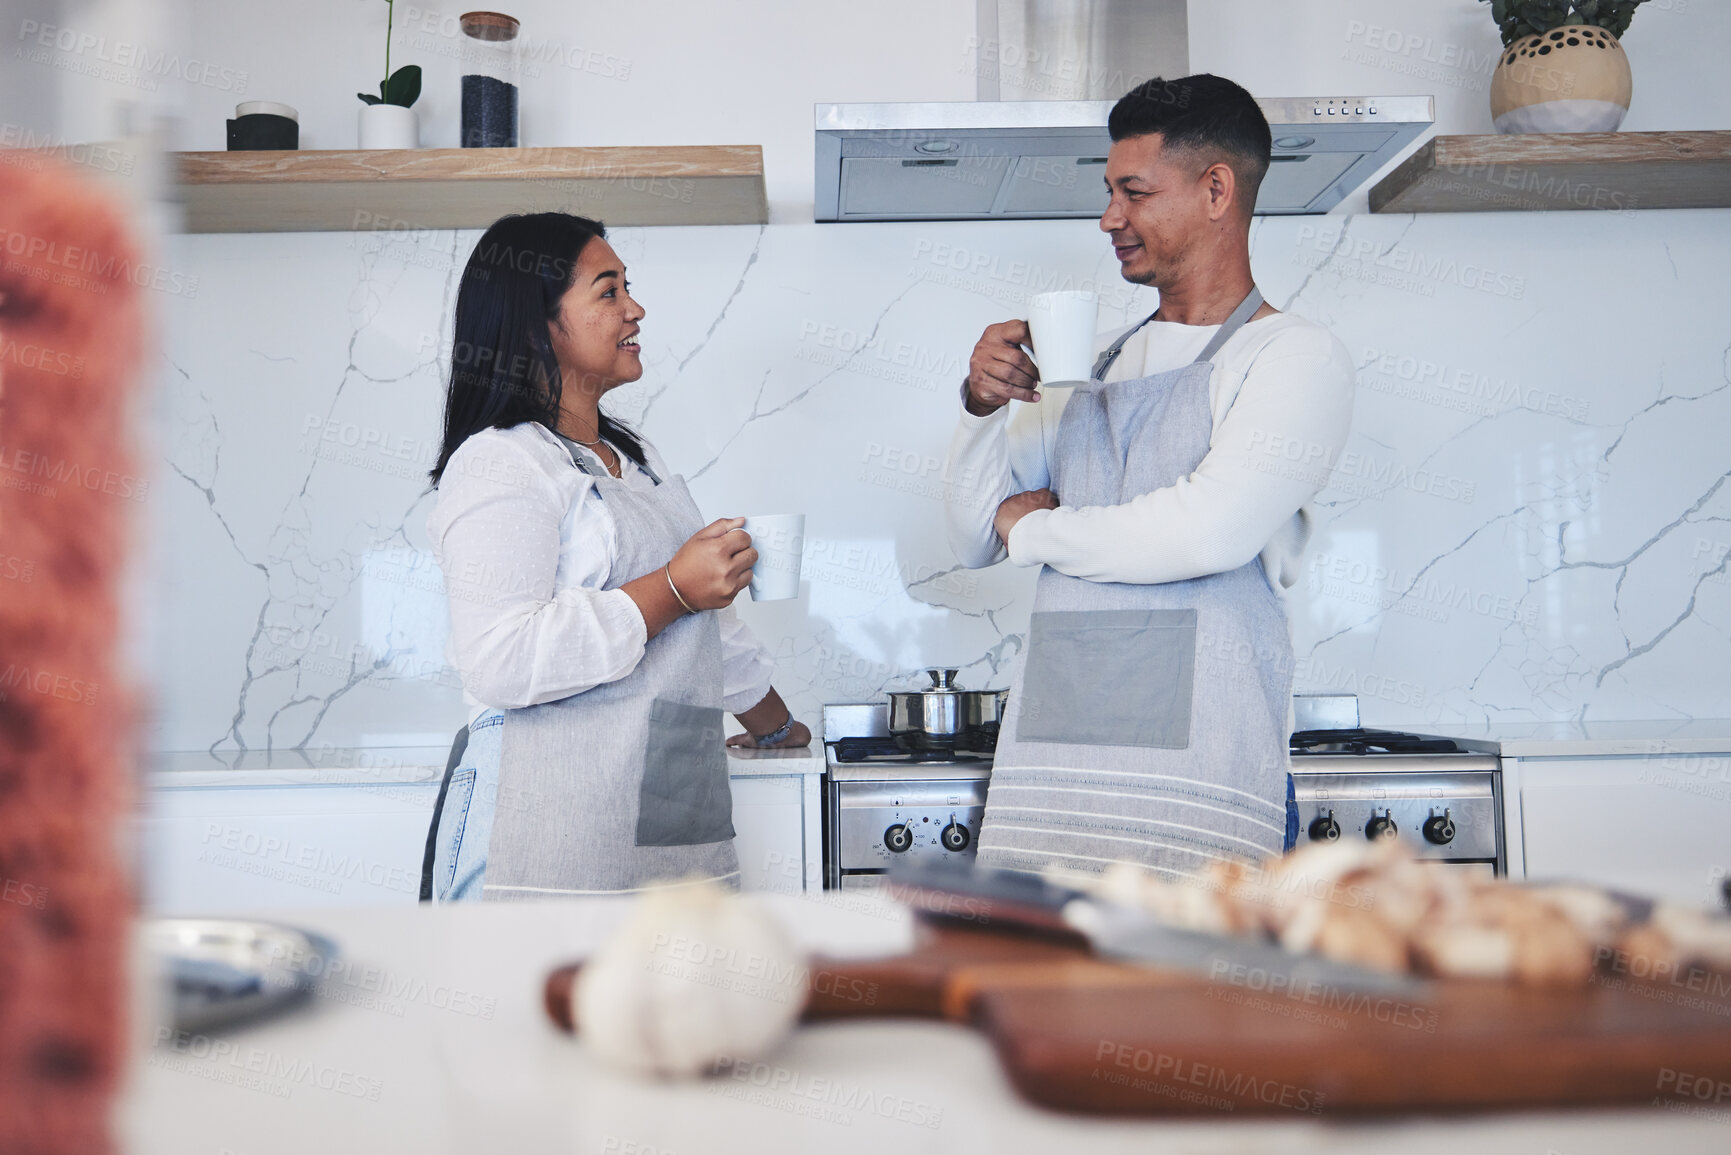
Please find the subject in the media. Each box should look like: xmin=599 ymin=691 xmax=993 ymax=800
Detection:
xmin=1026 ymin=291 xmax=1098 ymax=389
xmin=742 ymin=514 xmax=804 ymax=601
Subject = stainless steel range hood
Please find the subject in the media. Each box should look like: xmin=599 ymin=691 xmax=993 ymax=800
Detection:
xmin=814 ymin=0 xmax=1434 ymax=222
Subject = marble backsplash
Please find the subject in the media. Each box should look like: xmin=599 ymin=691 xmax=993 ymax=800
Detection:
xmin=147 ymin=208 xmax=1731 ymax=756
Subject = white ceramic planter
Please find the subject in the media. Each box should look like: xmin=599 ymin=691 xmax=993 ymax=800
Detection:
xmin=1491 ymin=27 xmax=1632 ymax=134
xmin=358 ymin=104 xmax=418 ymax=150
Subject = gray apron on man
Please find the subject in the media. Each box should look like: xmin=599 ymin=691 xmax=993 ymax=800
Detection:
xmin=976 ymin=290 xmax=1292 ymax=880
xmin=481 ymin=438 xmax=739 ymax=899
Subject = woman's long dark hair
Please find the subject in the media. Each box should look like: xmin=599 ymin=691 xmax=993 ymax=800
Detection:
xmin=429 ymin=212 xmax=647 ymax=485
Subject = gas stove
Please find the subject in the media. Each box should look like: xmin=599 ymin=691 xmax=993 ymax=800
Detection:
xmin=1287 ymin=697 xmax=1503 ymax=873
xmin=820 ymin=696 xmax=1505 ymax=889
xmin=822 ymin=704 xmax=993 ymax=890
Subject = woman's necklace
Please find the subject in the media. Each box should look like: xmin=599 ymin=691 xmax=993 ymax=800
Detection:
xmin=567 ymin=414 xmax=604 ymax=446
xmin=567 ymin=414 xmax=622 ymax=478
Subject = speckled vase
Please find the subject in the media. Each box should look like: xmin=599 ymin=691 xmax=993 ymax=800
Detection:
xmin=1491 ymin=27 xmax=1632 ymax=134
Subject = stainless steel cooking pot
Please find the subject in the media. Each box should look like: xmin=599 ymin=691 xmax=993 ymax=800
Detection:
xmin=887 ymin=669 xmax=1008 ymax=748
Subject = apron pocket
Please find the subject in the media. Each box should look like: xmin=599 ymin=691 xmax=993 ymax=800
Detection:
xmin=1016 ymin=608 xmax=1197 ymax=749
xmin=636 ymin=698 xmax=736 ymax=847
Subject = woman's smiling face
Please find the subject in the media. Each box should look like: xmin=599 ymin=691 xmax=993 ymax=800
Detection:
xmin=550 ymin=237 xmax=645 ymax=395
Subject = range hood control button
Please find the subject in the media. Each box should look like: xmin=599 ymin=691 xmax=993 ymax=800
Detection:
xmin=884 ymin=824 xmax=913 ymax=853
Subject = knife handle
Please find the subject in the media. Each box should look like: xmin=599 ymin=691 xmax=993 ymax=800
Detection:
xmin=540 ymin=955 xmax=988 ymax=1032
xmin=542 ymin=920 xmax=1103 ymax=1034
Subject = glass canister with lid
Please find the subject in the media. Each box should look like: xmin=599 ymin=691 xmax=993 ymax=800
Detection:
xmin=459 ymin=10 xmax=521 ymax=148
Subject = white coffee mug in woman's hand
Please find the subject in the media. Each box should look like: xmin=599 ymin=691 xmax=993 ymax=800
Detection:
xmin=742 ymin=515 xmax=804 ymax=601
xmin=1026 ymin=291 xmax=1098 ymax=389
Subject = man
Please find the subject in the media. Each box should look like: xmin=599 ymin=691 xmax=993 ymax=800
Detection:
xmin=945 ymin=74 xmax=1354 ymax=881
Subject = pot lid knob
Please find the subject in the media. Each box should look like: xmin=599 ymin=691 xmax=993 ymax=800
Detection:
xmin=925 ymin=668 xmax=960 ymax=689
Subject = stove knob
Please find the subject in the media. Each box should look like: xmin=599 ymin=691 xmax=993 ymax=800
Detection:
xmin=1365 ymin=811 xmax=1398 ymax=841
xmin=1423 ymin=808 xmax=1456 ymax=845
xmin=883 ymin=824 xmax=913 ymax=853
xmin=940 ymin=820 xmax=971 ymax=852
xmin=1307 ymin=810 xmax=1341 ymax=842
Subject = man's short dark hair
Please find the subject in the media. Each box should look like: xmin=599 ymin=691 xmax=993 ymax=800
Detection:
xmin=1107 ymin=74 xmax=1272 ymax=215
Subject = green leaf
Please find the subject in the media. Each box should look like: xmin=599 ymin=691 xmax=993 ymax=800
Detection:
xmin=358 ymin=92 xmax=383 ymax=105
xmin=1489 ymin=0 xmax=1647 ymax=41
xmin=383 ymin=64 xmax=421 ymax=108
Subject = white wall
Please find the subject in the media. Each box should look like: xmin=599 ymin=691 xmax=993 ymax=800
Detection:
xmin=164 ymin=0 xmax=1731 ymax=217
xmin=141 ymin=0 xmax=1731 ymax=755
xmin=1189 ymin=0 xmax=1729 ymax=133
xmin=174 ymin=0 xmax=975 ymax=220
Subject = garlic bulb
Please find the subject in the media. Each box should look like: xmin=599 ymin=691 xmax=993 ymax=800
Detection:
xmin=574 ymin=882 xmax=809 ymax=1078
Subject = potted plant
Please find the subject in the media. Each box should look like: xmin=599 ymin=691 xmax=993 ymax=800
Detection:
xmin=1484 ymin=0 xmax=1650 ymax=133
xmin=357 ymin=0 xmax=422 ymax=149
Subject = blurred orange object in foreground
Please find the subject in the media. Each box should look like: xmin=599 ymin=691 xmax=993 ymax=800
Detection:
xmin=0 ymin=153 xmax=146 ymax=1155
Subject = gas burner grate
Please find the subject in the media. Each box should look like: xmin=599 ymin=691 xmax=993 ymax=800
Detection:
xmin=830 ymin=737 xmax=994 ymax=764
xmin=1290 ymin=728 xmax=1465 ymax=756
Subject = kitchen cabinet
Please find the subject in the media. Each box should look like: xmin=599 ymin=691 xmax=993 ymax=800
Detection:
xmin=143 ymin=753 xmax=825 ymax=912
xmin=727 ymin=773 xmax=821 ymax=895
xmin=142 ymin=776 xmax=443 ymax=911
xmin=1506 ymin=752 xmax=1731 ymax=907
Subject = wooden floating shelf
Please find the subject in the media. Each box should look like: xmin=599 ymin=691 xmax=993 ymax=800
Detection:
xmin=1370 ymin=130 xmax=1731 ymax=214
xmin=174 ymin=145 xmax=768 ymax=233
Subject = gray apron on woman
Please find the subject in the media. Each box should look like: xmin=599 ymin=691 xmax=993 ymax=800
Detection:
xmin=481 ymin=438 xmax=739 ymax=899
xmin=976 ymin=290 xmax=1293 ymax=880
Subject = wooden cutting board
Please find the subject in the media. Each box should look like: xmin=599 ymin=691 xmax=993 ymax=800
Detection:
xmin=545 ymin=920 xmax=1731 ymax=1116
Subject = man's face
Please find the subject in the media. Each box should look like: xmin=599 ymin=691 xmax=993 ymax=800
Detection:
xmin=1099 ymin=133 xmax=1218 ymax=288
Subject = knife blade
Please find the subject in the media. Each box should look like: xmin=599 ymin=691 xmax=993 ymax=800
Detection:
xmin=1065 ymin=899 xmax=1423 ymax=995
xmin=886 ymin=859 xmax=1423 ymax=996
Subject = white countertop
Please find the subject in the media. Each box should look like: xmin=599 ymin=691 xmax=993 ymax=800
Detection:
xmin=145 ymin=716 xmax=1731 ymax=788
xmin=147 ymin=740 xmax=827 ymax=788
xmin=1403 ymin=719 xmax=1731 ymax=758
xmin=120 ymin=898 xmax=1729 ymax=1154
xmin=723 ymin=743 xmax=827 ymax=776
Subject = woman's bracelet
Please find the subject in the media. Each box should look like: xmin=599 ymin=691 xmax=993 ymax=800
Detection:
xmin=664 ymin=565 xmax=698 ymax=615
xmin=754 ymin=713 xmax=795 ymax=747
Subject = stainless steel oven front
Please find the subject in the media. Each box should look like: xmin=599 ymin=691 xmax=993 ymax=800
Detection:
xmin=825 ymin=764 xmax=990 ymax=890
xmin=1289 ymin=755 xmax=1504 ymax=874
xmin=822 ymin=704 xmax=992 ymax=891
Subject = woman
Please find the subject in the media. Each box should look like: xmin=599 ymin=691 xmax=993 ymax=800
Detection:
xmin=422 ymin=212 xmax=809 ymax=902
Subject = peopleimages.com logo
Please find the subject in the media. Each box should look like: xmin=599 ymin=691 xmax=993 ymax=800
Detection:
xmin=16 ymin=20 xmax=249 ymax=93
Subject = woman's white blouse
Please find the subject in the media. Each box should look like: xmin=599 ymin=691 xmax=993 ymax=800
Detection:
xmin=428 ymin=421 xmax=776 ymax=723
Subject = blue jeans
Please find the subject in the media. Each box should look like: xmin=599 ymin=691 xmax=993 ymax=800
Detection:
xmin=1283 ymin=772 xmax=1299 ymax=854
xmin=429 ymin=711 xmax=504 ymax=902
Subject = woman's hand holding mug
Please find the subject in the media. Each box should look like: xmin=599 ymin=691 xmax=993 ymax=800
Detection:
xmin=667 ymin=518 xmax=756 ymax=611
